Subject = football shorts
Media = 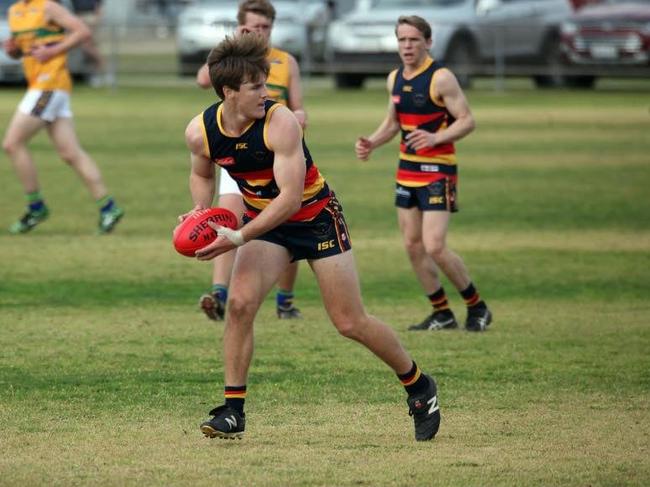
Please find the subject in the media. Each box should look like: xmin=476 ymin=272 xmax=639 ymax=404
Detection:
xmin=18 ymin=90 xmax=72 ymax=122
xmin=243 ymin=194 xmax=352 ymax=261
xmin=395 ymin=177 xmax=458 ymax=212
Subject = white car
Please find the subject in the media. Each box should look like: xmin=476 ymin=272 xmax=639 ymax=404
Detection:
xmin=326 ymin=0 xmax=573 ymax=88
xmin=176 ymin=0 xmax=347 ymax=76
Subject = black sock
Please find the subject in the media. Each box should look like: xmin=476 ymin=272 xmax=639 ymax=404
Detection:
xmin=398 ymin=361 xmax=430 ymax=395
xmin=224 ymin=385 xmax=246 ymax=415
xmin=460 ymin=283 xmax=483 ymax=308
xmin=427 ymin=287 xmax=451 ymax=314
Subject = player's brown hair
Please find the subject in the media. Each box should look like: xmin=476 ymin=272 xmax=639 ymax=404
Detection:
xmin=206 ymin=33 xmax=270 ymax=99
xmin=395 ymin=15 xmax=432 ymax=41
xmin=237 ymin=0 xmax=276 ymax=25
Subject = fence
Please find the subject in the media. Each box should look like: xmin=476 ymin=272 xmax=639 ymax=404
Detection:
xmin=89 ymin=15 xmax=650 ymax=89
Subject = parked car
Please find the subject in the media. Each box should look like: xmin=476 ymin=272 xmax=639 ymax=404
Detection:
xmin=176 ymin=0 xmax=351 ymax=76
xmin=0 ymin=0 xmax=92 ymax=85
xmin=0 ymin=0 xmax=25 ymax=84
xmin=560 ymin=0 xmax=650 ymax=87
xmin=325 ymin=0 xmax=574 ymax=88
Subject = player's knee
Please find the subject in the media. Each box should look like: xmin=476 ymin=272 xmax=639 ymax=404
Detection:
xmin=332 ymin=314 xmax=365 ymax=340
xmin=424 ymin=239 xmax=446 ymax=259
xmin=226 ymin=295 xmax=257 ymax=322
xmin=403 ymin=238 xmax=425 ymax=258
xmin=2 ymin=137 xmax=20 ymax=156
xmin=57 ymin=148 xmax=79 ymax=165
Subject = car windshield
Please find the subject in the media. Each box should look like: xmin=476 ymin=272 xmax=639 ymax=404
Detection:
xmin=372 ymin=0 xmax=464 ymax=7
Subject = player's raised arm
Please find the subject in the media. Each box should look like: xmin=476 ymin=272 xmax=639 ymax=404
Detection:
xmin=355 ymin=70 xmax=401 ymax=161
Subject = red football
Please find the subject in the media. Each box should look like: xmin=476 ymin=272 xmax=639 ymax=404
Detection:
xmin=173 ymin=207 xmax=238 ymax=257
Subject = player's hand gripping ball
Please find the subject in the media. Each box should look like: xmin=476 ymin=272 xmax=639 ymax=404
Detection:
xmin=3 ymin=38 xmax=22 ymax=59
xmin=173 ymin=207 xmax=238 ymax=257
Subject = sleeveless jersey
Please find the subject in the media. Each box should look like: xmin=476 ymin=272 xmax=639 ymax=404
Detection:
xmin=265 ymin=47 xmax=291 ymax=105
xmin=8 ymin=0 xmax=72 ymax=91
xmin=201 ymin=100 xmax=330 ymax=222
xmin=391 ymin=57 xmax=456 ymax=187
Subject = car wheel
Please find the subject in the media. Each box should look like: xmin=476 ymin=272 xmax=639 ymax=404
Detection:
xmin=533 ymin=36 xmax=567 ymax=89
xmin=445 ymin=39 xmax=475 ymax=89
xmin=334 ymin=73 xmax=365 ymax=89
xmin=565 ymin=75 xmax=596 ymax=89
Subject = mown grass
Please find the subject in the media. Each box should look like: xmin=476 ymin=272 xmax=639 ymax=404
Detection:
xmin=0 ymin=78 xmax=649 ymax=486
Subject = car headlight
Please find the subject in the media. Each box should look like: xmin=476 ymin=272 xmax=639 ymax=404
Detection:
xmin=560 ymin=22 xmax=578 ymax=36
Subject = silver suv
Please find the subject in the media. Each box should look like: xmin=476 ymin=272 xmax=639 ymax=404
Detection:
xmin=325 ymin=0 xmax=573 ymax=88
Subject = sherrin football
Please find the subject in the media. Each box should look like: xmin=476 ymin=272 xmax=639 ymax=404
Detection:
xmin=173 ymin=207 xmax=238 ymax=257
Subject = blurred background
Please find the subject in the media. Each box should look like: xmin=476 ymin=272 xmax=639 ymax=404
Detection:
xmin=1 ymin=0 xmax=649 ymax=89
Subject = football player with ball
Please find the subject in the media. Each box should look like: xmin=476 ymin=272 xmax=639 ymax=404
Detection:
xmin=180 ymin=33 xmax=441 ymax=442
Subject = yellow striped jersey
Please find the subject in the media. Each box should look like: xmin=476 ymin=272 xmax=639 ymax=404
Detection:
xmin=265 ymin=47 xmax=290 ymax=105
xmin=200 ymin=100 xmax=330 ymax=222
xmin=8 ymin=0 xmax=72 ymax=91
xmin=391 ymin=57 xmax=456 ymax=187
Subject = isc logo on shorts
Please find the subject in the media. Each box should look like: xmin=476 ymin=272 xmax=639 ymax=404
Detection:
xmin=317 ymin=240 xmax=336 ymax=251
xmin=429 ymin=196 xmax=444 ymax=204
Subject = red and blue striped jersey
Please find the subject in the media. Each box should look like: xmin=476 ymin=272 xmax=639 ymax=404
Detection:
xmin=391 ymin=57 xmax=457 ymax=187
xmin=200 ymin=100 xmax=330 ymax=222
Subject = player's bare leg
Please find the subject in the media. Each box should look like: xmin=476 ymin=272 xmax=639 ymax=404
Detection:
xmin=3 ymin=111 xmax=46 ymax=193
xmin=310 ymin=249 xmax=441 ymax=441
xmin=3 ymin=112 xmax=49 ymax=233
xmin=200 ymin=193 xmax=246 ymax=320
xmin=310 ymin=250 xmax=413 ymax=373
xmin=47 ymin=118 xmax=124 ymax=234
xmin=225 ymin=240 xmax=291 ymax=385
xmin=398 ymin=208 xmax=457 ymax=330
xmin=422 ymin=211 xmax=491 ymax=332
xmin=47 ymin=117 xmax=107 ymax=200
xmin=200 ymin=240 xmax=289 ymax=439
xmin=398 ymin=207 xmax=443 ymax=294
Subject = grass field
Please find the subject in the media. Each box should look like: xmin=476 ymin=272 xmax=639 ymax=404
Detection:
xmin=1 ymin=78 xmax=649 ymax=486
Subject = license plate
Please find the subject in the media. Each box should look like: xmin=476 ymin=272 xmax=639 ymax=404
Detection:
xmin=590 ymin=44 xmax=618 ymax=59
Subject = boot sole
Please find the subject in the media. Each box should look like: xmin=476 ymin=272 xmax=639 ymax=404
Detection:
xmin=201 ymin=424 xmax=244 ymax=439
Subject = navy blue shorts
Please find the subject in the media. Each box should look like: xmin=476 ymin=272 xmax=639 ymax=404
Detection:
xmin=243 ymin=195 xmax=352 ymax=261
xmin=395 ymin=177 xmax=458 ymax=212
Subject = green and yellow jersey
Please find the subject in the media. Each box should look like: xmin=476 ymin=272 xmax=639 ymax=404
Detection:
xmin=8 ymin=0 xmax=72 ymax=91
